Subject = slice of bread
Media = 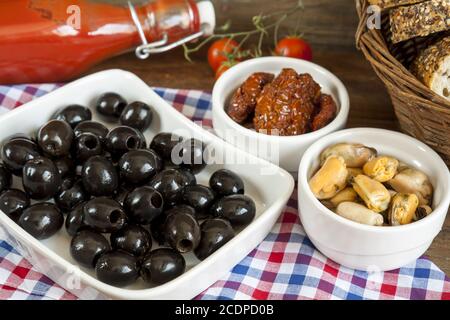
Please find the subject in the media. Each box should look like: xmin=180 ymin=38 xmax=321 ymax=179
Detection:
xmin=411 ymin=36 xmax=450 ymax=100
xmin=389 ymin=0 xmax=450 ymax=43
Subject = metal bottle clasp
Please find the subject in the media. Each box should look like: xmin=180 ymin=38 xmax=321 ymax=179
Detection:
xmin=128 ymin=1 xmax=208 ymax=60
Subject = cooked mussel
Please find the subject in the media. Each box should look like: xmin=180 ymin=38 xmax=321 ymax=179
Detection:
xmin=388 ymin=168 xmax=433 ymax=205
xmin=363 ymin=156 xmax=398 ymax=182
xmin=388 ymin=193 xmax=419 ymax=226
xmin=309 ymin=156 xmax=348 ymax=199
xmin=336 ymin=202 xmax=384 ymax=226
xmin=320 ymin=143 xmax=377 ymax=168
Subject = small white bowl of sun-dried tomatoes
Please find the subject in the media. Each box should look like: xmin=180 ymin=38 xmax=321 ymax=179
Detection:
xmin=212 ymin=57 xmax=350 ymax=173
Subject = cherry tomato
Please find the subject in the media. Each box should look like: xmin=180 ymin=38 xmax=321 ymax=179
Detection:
xmin=275 ymin=37 xmax=313 ymax=61
xmin=215 ymin=64 xmax=231 ymax=80
xmin=208 ymin=38 xmax=240 ymax=72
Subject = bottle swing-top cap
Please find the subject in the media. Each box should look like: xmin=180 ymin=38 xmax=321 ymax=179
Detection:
xmin=129 ymin=0 xmax=216 ymax=59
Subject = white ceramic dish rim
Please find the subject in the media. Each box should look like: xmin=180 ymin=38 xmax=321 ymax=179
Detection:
xmin=298 ymin=127 xmax=450 ymax=234
xmin=0 ymin=69 xmax=295 ymax=299
xmin=212 ymin=56 xmax=350 ymax=141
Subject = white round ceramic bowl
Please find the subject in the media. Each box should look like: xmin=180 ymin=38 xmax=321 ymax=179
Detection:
xmin=212 ymin=57 xmax=350 ymax=173
xmin=298 ymin=128 xmax=450 ymax=271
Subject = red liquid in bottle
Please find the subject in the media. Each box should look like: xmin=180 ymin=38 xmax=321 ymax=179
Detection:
xmin=0 ymin=0 xmax=214 ymax=84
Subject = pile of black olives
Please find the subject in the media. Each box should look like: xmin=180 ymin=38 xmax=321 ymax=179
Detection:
xmin=0 ymin=92 xmax=256 ymax=288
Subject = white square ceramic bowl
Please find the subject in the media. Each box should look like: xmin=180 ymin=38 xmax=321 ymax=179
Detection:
xmin=298 ymin=128 xmax=450 ymax=271
xmin=0 ymin=69 xmax=295 ymax=300
xmin=212 ymin=57 xmax=350 ymax=174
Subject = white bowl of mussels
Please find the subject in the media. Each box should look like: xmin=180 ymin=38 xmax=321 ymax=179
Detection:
xmin=298 ymin=128 xmax=450 ymax=271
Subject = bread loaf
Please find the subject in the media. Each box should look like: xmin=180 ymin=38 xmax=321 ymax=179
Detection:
xmin=411 ymin=36 xmax=450 ymax=100
xmin=368 ymin=0 xmax=425 ymax=10
xmin=389 ymin=0 xmax=450 ymax=43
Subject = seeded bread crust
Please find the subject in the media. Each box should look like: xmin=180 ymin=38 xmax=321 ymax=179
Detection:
xmin=389 ymin=0 xmax=450 ymax=43
xmin=368 ymin=0 xmax=425 ymax=10
xmin=411 ymin=36 xmax=450 ymax=99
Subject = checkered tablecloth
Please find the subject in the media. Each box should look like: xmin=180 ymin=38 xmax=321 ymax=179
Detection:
xmin=0 ymin=83 xmax=449 ymax=300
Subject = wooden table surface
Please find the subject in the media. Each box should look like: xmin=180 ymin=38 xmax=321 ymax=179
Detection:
xmin=90 ymin=0 xmax=450 ymax=275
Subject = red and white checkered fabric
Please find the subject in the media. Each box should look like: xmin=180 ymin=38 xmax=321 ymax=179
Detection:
xmin=0 ymin=83 xmax=449 ymax=300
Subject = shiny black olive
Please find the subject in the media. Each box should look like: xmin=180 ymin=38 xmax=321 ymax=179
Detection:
xmin=173 ymin=138 xmax=207 ymax=173
xmin=140 ymin=248 xmax=185 ymax=285
xmin=149 ymin=169 xmax=195 ymax=206
xmin=0 ymin=189 xmax=30 ymax=222
xmin=120 ymin=101 xmax=153 ymax=132
xmin=81 ymin=156 xmax=118 ymax=196
xmin=124 ymin=186 xmax=163 ymax=225
xmin=53 ymin=105 xmax=92 ymax=128
xmin=95 ymin=251 xmax=139 ymax=287
xmin=65 ymin=202 xmax=87 ymax=236
xmin=19 ymin=203 xmax=63 ymax=240
xmin=55 ymin=178 xmax=88 ymax=213
xmin=180 ymin=169 xmax=197 ymax=186
xmin=37 ymin=120 xmax=74 ymax=157
xmin=1 ymin=136 xmax=41 ymax=175
xmin=210 ymin=195 xmax=256 ymax=227
xmin=182 ymin=185 xmax=216 ymax=218
xmin=83 ymin=197 xmax=126 ymax=233
xmin=22 ymin=157 xmax=61 ymax=200
xmin=70 ymin=229 xmax=110 ymax=268
xmin=164 ymin=211 xmax=200 ymax=253
xmin=194 ymin=219 xmax=235 ymax=261
xmin=53 ymin=157 xmax=74 ymax=178
xmin=110 ymin=224 xmax=151 ymax=257
xmin=150 ymin=133 xmax=183 ymax=161
xmin=74 ymin=121 xmax=109 ymax=144
xmin=73 ymin=132 xmax=103 ymax=162
xmin=106 ymin=126 xmax=146 ymax=159
xmin=209 ymin=169 xmax=244 ymax=196
xmin=96 ymin=92 xmax=127 ymax=122
xmin=0 ymin=164 xmax=12 ymax=193
xmin=114 ymin=186 xmax=130 ymax=207
xmin=118 ymin=149 xmax=162 ymax=186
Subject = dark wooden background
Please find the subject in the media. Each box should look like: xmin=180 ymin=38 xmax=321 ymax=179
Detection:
xmin=89 ymin=0 xmax=449 ymax=274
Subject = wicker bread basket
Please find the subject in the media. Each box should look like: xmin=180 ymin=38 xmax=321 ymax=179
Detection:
xmin=355 ymin=0 xmax=450 ymax=165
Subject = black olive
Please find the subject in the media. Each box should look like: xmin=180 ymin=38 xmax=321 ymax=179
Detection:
xmin=37 ymin=120 xmax=74 ymax=157
xmin=194 ymin=219 xmax=235 ymax=261
xmin=118 ymin=149 xmax=162 ymax=186
xmin=0 ymin=163 xmax=12 ymax=193
xmin=70 ymin=229 xmax=110 ymax=268
xmin=19 ymin=203 xmax=63 ymax=240
xmin=0 ymin=189 xmax=30 ymax=222
xmin=81 ymin=156 xmax=119 ymax=196
xmin=180 ymin=169 xmax=197 ymax=186
xmin=1 ymin=136 xmax=41 ymax=175
xmin=95 ymin=251 xmax=139 ymax=287
xmin=210 ymin=195 xmax=256 ymax=227
xmin=83 ymin=197 xmax=126 ymax=233
xmin=124 ymin=186 xmax=163 ymax=225
xmin=53 ymin=105 xmax=92 ymax=128
xmin=182 ymin=185 xmax=216 ymax=218
xmin=149 ymin=169 xmax=195 ymax=206
xmin=173 ymin=138 xmax=207 ymax=173
xmin=74 ymin=121 xmax=109 ymax=144
xmin=114 ymin=186 xmax=130 ymax=207
xmin=209 ymin=169 xmax=244 ymax=196
xmin=55 ymin=178 xmax=88 ymax=213
xmin=53 ymin=157 xmax=74 ymax=178
xmin=140 ymin=248 xmax=185 ymax=285
xmin=150 ymin=133 xmax=183 ymax=161
xmin=110 ymin=224 xmax=151 ymax=257
xmin=73 ymin=132 xmax=103 ymax=162
xmin=96 ymin=92 xmax=127 ymax=122
xmin=106 ymin=126 xmax=146 ymax=159
xmin=22 ymin=157 xmax=61 ymax=200
xmin=65 ymin=202 xmax=87 ymax=237
xmin=164 ymin=211 xmax=200 ymax=253
xmin=120 ymin=101 xmax=153 ymax=132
